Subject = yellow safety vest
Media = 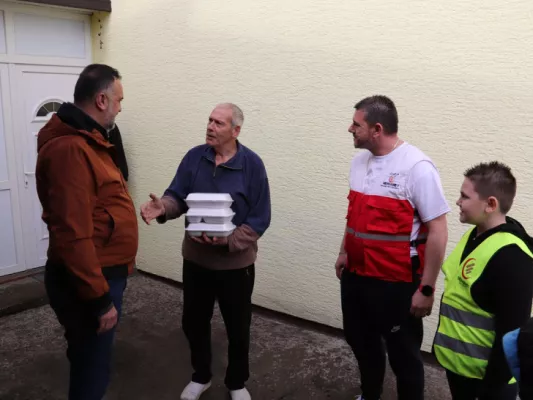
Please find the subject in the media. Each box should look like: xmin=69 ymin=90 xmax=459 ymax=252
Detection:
xmin=434 ymin=227 xmax=533 ymax=380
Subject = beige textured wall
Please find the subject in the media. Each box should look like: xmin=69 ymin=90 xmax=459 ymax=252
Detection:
xmin=91 ymin=0 xmax=533 ymax=351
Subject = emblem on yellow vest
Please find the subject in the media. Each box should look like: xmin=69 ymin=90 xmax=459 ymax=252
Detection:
xmin=461 ymin=257 xmax=476 ymax=280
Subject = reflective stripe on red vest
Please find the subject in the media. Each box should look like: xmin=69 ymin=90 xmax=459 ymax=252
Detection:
xmin=345 ymin=190 xmax=427 ymax=282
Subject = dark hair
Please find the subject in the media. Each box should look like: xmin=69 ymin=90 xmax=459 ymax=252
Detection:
xmin=354 ymin=95 xmax=398 ymax=134
xmin=74 ymin=64 xmax=121 ymax=105
xmin=464 ymin=161 xmax=517 ymax=214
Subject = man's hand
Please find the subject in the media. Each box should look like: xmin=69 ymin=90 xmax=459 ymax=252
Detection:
xmin=140 ymin=193 xmax=165 ymax=225
xmin=411 ymin=290 xmax=434 ymax=318
xmin=97 ymin=305 xmax=118 ymax=334
xmin=335 ymin=253 xmax=347 ymax=280
xmin=190 ymin=233 xmax=229 ymax=246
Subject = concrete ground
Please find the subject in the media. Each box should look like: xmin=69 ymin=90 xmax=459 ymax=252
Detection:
xmin=0 ymin=274 xmax=451 ymax=400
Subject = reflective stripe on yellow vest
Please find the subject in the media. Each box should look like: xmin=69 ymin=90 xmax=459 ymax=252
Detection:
xmin=434 ymin=227 xmax=533 ymax=380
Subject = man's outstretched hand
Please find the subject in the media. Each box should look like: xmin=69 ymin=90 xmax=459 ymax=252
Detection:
xmin=140 ymin=193 xmax=165 ymax=225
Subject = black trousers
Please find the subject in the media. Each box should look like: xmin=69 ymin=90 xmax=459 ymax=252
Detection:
xmin=341 ymin=270 xmax=425 ymax=400
xmin=446 ymin=370 xmax=518 ymax=400
xmin=182 ymin=259 xmax=255 ymax=390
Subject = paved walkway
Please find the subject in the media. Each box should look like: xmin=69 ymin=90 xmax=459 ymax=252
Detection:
xmin=0 ymin=274 xmax=451 ymax=400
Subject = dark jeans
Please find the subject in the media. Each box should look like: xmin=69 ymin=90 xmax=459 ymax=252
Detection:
xmin=341 ymin=270 xmax=425 ymax=400
xmin=45 ymin=266 xmax=127 ymax=400
xmin=446 ymin=370 xmax=518 ymax=400
xmin=182 ymin=260 xmax=255 ymax=390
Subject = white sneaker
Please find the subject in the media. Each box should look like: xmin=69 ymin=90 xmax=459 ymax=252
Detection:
xmin=230 ymin=388 xmax=251 ymax=400
xmin=180 ymin=381 xmax=212 ymax=400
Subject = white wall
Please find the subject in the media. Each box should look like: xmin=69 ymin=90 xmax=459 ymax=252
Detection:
xmin=92 ymin=0 xmax=533 ymax=351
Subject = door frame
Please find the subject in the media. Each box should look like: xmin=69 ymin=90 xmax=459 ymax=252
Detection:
xmin=0 ymin=0 xmax=92 ymax=275
xmin=0 ymin=62 xmax=25 ymax=276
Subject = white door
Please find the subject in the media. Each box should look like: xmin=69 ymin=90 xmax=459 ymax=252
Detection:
xmin=11 ymin=64 xmax=82 ymax=270
xmin=0 ymin=63 xmax=25 ymax=276
xmin=0 ymin=1 xmax=91 ymax=276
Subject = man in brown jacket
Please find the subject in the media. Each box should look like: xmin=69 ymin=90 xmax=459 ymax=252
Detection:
xmin=36 ymin=64 xmax=138 ymax=400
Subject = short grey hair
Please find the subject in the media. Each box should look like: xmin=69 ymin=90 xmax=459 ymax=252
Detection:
xmin=218 ymin=103 xmax=244 ymax=127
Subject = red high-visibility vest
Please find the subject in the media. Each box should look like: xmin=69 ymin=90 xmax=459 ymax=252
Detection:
xmin=345 ymin=144 xmax=432 ymax=282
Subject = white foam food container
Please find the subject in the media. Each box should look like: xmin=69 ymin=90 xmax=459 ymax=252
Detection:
xmin=185 ymin=193 xmax=233 ymax=209
xmin=185 ymin=208 xmax=235 ymax=224
xmin=186 ymin=222 xmax=236 ymax=237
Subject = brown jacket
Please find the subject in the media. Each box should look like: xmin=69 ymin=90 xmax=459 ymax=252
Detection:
xmin=36 ymin=104 xmax=138 ymax=313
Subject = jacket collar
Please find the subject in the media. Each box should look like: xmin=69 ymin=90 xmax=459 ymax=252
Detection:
xmin=57 ymin=102 xmax=110 ymax=141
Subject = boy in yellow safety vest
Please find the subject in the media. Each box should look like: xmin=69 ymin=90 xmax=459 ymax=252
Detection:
xmin=433 ymin=161 xmax=533 ymax=400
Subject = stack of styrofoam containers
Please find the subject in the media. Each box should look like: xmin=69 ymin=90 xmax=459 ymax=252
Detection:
xmin=184 ymin=193 xmax=236 ymax=237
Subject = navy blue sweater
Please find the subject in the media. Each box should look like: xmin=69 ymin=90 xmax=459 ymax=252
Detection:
xmin=164 ymin=142 xmax=271 ymax=237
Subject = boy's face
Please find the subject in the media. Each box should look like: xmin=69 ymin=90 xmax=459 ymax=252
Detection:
xmin=456 ymin=177 xmax=498 ymax=224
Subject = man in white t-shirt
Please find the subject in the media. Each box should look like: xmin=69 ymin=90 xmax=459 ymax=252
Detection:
xmin=335 ymin=95 xmax=450 ymax=400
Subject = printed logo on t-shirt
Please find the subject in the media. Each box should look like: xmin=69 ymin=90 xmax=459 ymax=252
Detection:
xmin=381 ymin=172 xmax=401 ymax=189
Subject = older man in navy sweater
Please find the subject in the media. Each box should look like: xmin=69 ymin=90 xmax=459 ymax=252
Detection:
xmin=141 ymin=103 xmax=271 ymax=400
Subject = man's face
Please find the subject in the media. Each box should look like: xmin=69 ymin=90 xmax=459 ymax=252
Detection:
xmin=348 ymin=109 xmax=375 ymax=150
xmin=205 ymin=106 xmax=239 ymax=148
xmin=102 ymin=79 xmax=123 ymax=131
xmin=456 ymin=178 xmax=489 ymax=225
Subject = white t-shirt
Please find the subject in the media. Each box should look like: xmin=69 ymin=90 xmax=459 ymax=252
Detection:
xmin=349 ymin=142 xmax=450 ymax=255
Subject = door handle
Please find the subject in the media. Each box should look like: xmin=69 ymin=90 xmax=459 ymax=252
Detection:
xmin=24 ymin=171 xmax=35 ymax=188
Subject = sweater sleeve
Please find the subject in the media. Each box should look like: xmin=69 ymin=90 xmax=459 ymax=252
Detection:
xmin=472 ymin=245 xmax=533 ymax=389
xmin=228 ymin=156 xmax=271 ymax=252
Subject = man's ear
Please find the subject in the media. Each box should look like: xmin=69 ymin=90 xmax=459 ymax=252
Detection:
xmin=95 ymin=92 xmax=108 ymax=112
xmin=232 ymin=125 xmax=241 ymax=138
xmin=373 ymin=123 xmax=384 ymax=136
